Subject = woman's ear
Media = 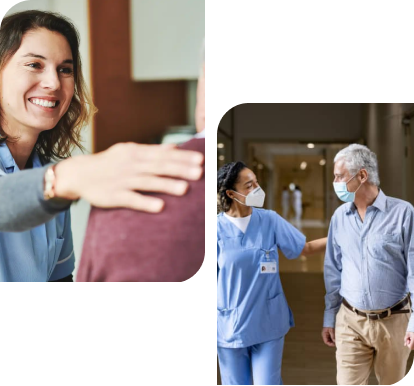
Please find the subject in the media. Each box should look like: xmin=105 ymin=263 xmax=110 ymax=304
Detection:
xmin=226 ymin=189 xmax=234 ymax=200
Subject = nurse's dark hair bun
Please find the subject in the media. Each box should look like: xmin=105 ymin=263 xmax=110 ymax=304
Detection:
xmin=217 ymin=161 xmax=247 ymax=213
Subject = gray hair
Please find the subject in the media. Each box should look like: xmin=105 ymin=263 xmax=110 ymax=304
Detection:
xmin=334 ymin=144 xmax=380 ymax=186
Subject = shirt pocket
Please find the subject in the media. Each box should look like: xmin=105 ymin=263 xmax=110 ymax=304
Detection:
xmin=368 ymin=233 xmax=402 ymax=261
xmin=48 ymin=237 xmax=65 ymax=279
xmin=217 ymin=307 xmax=238 ymax=342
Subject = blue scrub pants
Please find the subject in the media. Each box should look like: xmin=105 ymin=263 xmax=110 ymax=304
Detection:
xmin=218 ymin=337 xmax=285 ymax=385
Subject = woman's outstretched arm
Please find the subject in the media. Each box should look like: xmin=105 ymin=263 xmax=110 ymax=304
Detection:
xmin=0 ymin=142 xmax=204 ymax=232
xmin=0 ymin=165 xmax=70 ymax=232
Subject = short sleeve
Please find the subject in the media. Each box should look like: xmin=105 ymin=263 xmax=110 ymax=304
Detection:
xmin=273 ymin=211 xmax=306 ymax=259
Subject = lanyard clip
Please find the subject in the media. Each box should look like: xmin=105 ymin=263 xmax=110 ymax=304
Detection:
xmin=265 ymin=250 xmax=270 ymax=260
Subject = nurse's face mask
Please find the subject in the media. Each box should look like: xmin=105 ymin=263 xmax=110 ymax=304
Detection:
xmin=231 ymin=187 xmax=266 ymax=207
xmin=333 ymin=171 xmax=363 ymax=202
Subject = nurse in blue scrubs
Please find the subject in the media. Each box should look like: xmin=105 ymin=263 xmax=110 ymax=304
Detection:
xmin=217 ymin=161 xmax=327 ymax=385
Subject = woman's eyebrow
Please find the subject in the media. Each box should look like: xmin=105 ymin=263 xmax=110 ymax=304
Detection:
xmin=21 ymin=53 xmax=73 ymax=64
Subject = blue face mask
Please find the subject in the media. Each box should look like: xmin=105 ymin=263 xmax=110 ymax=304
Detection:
xmin=333 ymin=172 xmax=362 ymax=202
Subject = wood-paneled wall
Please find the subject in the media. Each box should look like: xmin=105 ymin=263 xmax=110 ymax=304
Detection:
xmin=89 ymin=0 xmax=187 ymax=151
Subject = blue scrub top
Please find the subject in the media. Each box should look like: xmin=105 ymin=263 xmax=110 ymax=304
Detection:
xmin=217 ymin=208 xmax=306 ymax=348
xmin=0 ymin=142 xmax=75 ymax=282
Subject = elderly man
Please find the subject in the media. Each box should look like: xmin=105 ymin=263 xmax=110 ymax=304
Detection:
xmin=322 ymin=144 xmax=414 ymax=385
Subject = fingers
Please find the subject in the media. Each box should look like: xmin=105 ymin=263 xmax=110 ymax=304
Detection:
xmin=321 ymin=328 xmax=336 ymax=347
xmin=110 ymin=191 xmax=165 ymax=213
xmin=127 ymin=176 xmax=189 ymax=196
xmin=137 ymin=161 xmax=203 ymax=181
xmin=330 ymin=329 xmax=336 ymax=344
xmin=404 ymin=333 xmax=414 ymax=350
xmin=119 ymin=143 xmax=204 ymax=165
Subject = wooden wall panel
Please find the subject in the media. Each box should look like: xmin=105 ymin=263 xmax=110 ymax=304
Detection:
xmin=89 ymin=0 xmax=187 ymax=151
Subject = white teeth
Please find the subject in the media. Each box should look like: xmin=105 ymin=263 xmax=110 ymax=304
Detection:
xmin=31 ymin=98 xmax=57 ymax=107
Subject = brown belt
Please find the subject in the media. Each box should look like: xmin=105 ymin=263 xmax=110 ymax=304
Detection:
xmin=342 ymin=297 xmax=411 ymax=320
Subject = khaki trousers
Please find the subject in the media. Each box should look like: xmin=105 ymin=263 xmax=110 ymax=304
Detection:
xmin=335 ymin=302 xmax=411 ymax=385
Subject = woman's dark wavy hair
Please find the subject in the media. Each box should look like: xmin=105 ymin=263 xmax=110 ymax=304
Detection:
xmin=217 ymin=161 xmax=247 ymax=212
xmin=0 ymin=10 xmax=97 ymax=162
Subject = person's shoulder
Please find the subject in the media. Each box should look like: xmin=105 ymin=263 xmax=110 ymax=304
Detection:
xmin=217 ymin=212 xmax=224 ymax=221
xmin=385 ymin=195 xmax=414 ymax=213
xmin=255 ymin=208 xmax=279 ymax=222
xmin=331 ymin=203 xmax=350 ymax=220
xmin=255 ymin=207 xmax=272 ymax=215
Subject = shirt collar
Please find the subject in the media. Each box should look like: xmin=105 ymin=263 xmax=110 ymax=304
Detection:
xmin=194 ymin=129 xmax=205 ymax=138
xmin=0 ymin=142 xmax=42 ymax=173
xmin=345 ymin=188 xmax=386 ymax=214
xmin=371 ymin=189 xmax=387 ymax=212
xmin=0 ymin=142 xmax=18 ymax=173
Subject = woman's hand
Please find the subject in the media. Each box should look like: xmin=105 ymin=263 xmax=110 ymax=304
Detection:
xmin=300 ymin=237 xmax=327 ymax=257
xmin=54 ymin=142 xmax=204 ymax=212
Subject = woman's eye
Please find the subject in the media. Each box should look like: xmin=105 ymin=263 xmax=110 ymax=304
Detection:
xmin=26 ymin=62 xmax=41 ymax=69
xmin=59 ymin=67 xmax=74 ymax=75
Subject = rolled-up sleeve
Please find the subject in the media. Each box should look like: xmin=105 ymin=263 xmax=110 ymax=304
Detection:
xmin=323 ymin=215 xmax=343 ymax=328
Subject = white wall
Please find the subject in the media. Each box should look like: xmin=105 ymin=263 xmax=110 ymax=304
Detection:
xmin=6 ymin=0 xmax=92 ymax=276
xmin=129 ymin=0 xmax=414 ymax=80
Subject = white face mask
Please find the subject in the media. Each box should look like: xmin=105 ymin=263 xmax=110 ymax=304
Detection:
xmin=231 ymin=187 xmax=266 ymax=207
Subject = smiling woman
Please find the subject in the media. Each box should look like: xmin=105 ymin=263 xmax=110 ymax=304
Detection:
xmin=0 ymin=10 xmax=204 ymax=282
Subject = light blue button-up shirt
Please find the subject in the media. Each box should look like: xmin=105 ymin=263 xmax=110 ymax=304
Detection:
xmin=323 ymin=190 xmax=414 ymax=332
xmin=0 ymin=142 xmax=74 ymax=282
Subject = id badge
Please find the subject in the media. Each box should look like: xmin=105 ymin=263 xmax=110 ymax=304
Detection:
xmin=260 ymin=260 xmax=277 ymax=274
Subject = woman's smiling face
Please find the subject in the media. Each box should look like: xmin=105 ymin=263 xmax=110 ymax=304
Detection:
xmin=0 ymin=27 xmax=75 ymax=135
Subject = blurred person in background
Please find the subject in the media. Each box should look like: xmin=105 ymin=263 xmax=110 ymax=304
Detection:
xmin=217 ymin=162 xmax=327 ymax=385
xmin=281 ymin=186 xmax=290 ymax=219
xmin=293 ymin=185 xmax=302 ymax=224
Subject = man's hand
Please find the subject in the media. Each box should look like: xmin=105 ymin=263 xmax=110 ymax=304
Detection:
xmin=322 ymin=327 xmax=336 ymax=347
xmin=404 ymin=332 xmax=414 ymax=350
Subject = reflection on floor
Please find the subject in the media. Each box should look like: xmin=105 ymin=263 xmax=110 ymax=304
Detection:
xmin=217 ymin=220 xmax=414 ymax=385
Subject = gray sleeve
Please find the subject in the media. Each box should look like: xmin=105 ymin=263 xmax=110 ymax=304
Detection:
xmin=0 ymin=164 xmax=72 ymax=232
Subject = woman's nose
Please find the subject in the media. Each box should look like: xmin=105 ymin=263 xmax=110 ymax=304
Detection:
xmin=40 ymin=69 xmax=61 ymax=91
